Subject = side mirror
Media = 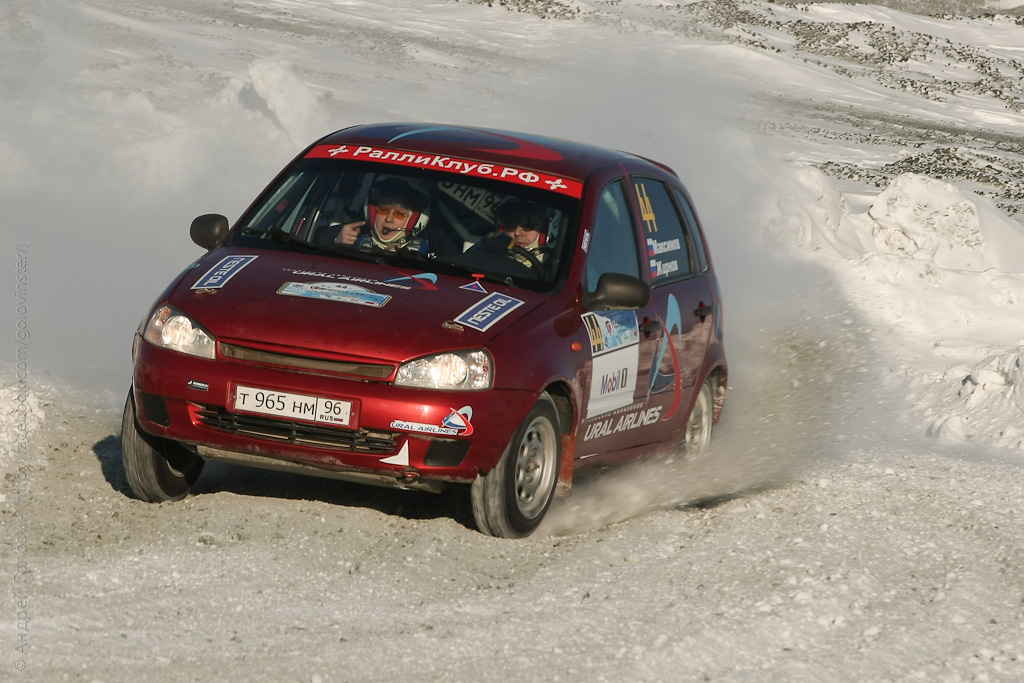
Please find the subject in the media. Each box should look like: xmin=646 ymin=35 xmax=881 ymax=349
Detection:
xmin=583 ymin=272 xmax=651 ymax=311
xmin=190 ymin=214 xmax=230 ymax=250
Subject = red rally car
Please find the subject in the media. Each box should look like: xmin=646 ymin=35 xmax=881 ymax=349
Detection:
xmin=122 ymin=122 xmax=727 ymax=537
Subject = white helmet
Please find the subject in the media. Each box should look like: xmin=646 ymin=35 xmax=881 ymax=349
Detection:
xmin=366 ymin=177 xmax=429 ymax=250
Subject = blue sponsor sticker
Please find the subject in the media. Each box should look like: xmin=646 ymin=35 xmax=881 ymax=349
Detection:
xmin=454 ymin=293 xmax=525 ymax=332
xmin=192 ymin=255 xmax=258 ymax=289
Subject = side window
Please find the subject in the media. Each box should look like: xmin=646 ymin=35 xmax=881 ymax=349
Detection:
xmin=633 ymin=178 xmax=693 ymax=283
xmin=586 ymin=181 xmax=640 ymax=290
xmin=673 ymin=188 xmax=709 ymax=273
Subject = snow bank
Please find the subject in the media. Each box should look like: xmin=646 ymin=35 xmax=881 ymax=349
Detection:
xmin=249 ymin=60 xmax=335 ymax=148
xmin=920 ymin=346 xmax=1024 ymax=449
xmin=769 ymin=166 xmax=1024 ymax=453
xmin=867 ymin=173 xmax=1024 ymax=273
xmin=771 ymin=169 xmax=1024 ymax=270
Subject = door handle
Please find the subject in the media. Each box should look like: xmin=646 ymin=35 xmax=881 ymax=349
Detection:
xmin=694 ymin=302 xmax=713 ymax=321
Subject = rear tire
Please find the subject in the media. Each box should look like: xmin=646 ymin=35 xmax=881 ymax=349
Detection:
xmin=680 ymin=379 xmax=715 ymax=458
xmin=471 ymin=394 xmax=561 ymax=538
xmin=121 ymin=390 xmax=204 ymax=502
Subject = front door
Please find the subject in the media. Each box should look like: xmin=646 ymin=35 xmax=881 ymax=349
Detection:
xmin=576 ymin=179 xmax=664 ymax=462
xmin=577 ymin=176 xmax=718 ymax=464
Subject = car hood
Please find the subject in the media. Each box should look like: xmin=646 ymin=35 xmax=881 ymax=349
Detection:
xmin=169 ymin=248 xmax=546 ymax=362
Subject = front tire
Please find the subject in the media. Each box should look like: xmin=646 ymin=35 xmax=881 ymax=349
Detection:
xmin=121 ymin=390 xmax=204 ymax=502
xmin=471 ymin=394 xmax=561 ymax=538
xmin=680 ymin=378 xmax=715 ymax=458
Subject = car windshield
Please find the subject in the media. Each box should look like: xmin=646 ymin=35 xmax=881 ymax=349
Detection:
xmin=231 ymin=158 xmax=580 ymax=291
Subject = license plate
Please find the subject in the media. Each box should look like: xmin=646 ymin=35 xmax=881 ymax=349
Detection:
xmin=233 ymin=385 xmax=353 ymax=427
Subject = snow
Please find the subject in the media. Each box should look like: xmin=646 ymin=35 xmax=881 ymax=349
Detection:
xmin=4 ymin=0 xmax=1024 ymax=680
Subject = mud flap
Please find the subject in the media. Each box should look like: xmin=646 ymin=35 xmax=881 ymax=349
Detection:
xmin=557 ymin=433 xmax=575 ymax=496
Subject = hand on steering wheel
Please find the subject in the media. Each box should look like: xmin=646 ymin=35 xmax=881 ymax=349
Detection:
xmin=471 ymin=233 xmax=543 ymax=271
xmin=509 ymin=243 xmax=543 ymax=271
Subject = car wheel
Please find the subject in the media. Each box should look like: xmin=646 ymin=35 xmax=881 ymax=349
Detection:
xmin=680 ymin=378 xmax=715 ymax=458
xmin=121 ymin=390 xmax=204 ymax=502
xmin=471 ymin=394 xmax=561 ymax=538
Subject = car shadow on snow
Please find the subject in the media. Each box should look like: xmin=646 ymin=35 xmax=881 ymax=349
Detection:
xmin=93 ymin=434 xmax=134 ymax=497
xmin=91 ymin=434 xmax=476 ymax=530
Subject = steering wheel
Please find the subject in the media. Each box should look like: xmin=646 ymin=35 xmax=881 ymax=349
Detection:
xmin=509 ymin=243 xmax=544 ymax=272
xmin=469 ymin=233 xmax=544 ymax=272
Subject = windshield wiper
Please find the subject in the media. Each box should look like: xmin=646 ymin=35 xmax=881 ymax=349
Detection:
xmin=239 ymin=228 xmax=385 ymax=262
xmin=431 ymin=258 xmax=515 ymax=287
xmin=238 ymin=227 xmax=319 ymax=251
xmin=268 ymin=227 xmax=319 ymax=250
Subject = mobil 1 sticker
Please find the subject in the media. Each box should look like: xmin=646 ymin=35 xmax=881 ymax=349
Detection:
xmin=582 ymin=310 xmax=640 ymax=418
xmin=454 ymin=293 xmax=525 ymax=332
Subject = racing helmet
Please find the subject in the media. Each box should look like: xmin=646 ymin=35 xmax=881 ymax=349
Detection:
xmin=367 ymin=177 xmax=429 ymax=249
xmin=495 ymin=198 xmax=549 ymax=248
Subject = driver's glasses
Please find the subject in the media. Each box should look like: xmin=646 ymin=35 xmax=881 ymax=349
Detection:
xmin=377 ymin=205 xmax=412 ymax=221
xmin=500 ymin=222 xmax=538 ymax=237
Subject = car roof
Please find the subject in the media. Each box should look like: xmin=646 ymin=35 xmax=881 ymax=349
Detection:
xmin=315 ymin=122 xmax=676 ymax=183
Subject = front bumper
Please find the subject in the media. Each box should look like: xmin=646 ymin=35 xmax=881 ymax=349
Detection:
xmin=132 ymin=337 xmax=536 ymax=486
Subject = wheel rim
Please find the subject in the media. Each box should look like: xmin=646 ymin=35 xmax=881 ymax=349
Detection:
xmin=683 ymin=384 xmax=713 ymax=456
xmin=513 ymin=416 xmax=557 ymax=519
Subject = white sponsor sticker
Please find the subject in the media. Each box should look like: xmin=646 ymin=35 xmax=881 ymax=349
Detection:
xmin=278 ymin=281 xmax=391 ymax=308
xmin=587 ymin=345 xmax=640 ymax=417
xmin=582 ymin=310 xmax=641 ymax=417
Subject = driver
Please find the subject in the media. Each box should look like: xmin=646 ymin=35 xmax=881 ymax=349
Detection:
xmin=495 ymin=198 xmax=550 ymax=268
xmin=337 ymin=178 xmax=430 ymax=254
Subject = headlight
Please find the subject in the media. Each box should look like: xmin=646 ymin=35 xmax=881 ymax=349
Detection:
xmin=142 ymin=305 xmax=216 ymax=359
xmin=395 ymin=350 xmax=492 ymax=390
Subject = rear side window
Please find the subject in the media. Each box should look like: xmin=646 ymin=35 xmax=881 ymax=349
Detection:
xmin=672 ymin=187 xmax=709 ymax=273
xmin=586 ymin=181 xmax=640 ymax=290
xmin=633 ymin=178 xmax=693 ymax=283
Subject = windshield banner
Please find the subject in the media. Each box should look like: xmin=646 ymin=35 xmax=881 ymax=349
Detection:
xmin=305 ymin=144 xmax=583 ymax=198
